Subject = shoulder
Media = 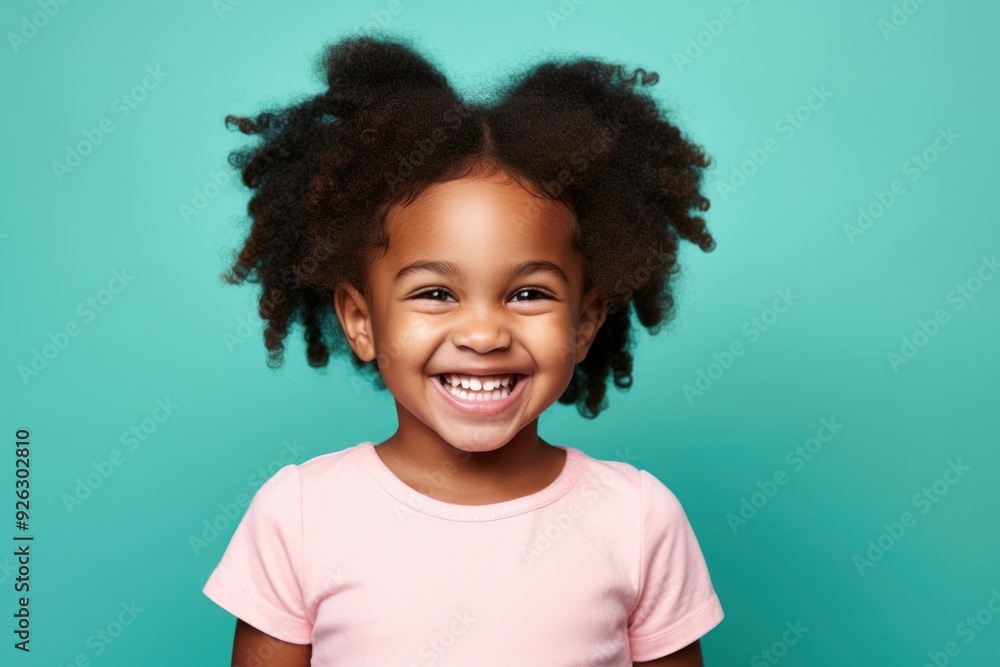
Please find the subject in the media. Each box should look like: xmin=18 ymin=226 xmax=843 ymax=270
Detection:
xmin=569 ymin=446 xmax=684 ymax=510
xmin=566 ymin=447 xmax=696 ymax=541
xmin=295 ymin=442 xmax=363 ymax=478
xmin=286 ymin=441 xmax=374 ymax=508
xmin=248 ymin=442 xmax=368 ymax=507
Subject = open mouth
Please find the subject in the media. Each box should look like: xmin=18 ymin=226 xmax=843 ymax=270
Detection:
xmin=432 ymin=372 xmax=528 ymax=416
xmin=437 ymin=373 xmax=520 ymax=402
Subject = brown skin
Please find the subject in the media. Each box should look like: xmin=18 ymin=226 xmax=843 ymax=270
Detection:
xmin=227 ymin=171 xmax=705 ymax=665
xmin=232 ymin=617 xmax=701 ymax=667
xmin=334 ymin=170 xmax=608 ymax=500
xmin=634 ymin=639 xmax=704 ymax=666
xmin=231 ymin=619 xmax=311 ymax=666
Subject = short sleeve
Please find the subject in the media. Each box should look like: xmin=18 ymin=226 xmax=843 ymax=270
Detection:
xmin=628 ymin=469 xmax=724 ymax=661
xmin=202 ymin=464 xmax=312 ymax=644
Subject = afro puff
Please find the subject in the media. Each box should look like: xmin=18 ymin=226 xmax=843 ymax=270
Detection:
xmin=220 ymin=32 xmax=716 ymax=418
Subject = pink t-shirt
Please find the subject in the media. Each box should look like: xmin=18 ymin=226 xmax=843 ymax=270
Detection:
xmin=202 ymin=441 xmax=724 ymax=665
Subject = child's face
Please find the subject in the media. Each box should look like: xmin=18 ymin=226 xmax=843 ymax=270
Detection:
xmin=334 ymin=172 xmax=607 ymax=454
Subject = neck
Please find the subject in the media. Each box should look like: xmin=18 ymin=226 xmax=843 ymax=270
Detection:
xmin=378 ymin=401 xmax=556 ymax=490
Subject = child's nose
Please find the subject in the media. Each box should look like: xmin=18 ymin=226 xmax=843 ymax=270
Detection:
xmin=448 ymin=306 xmax=513 ymax=353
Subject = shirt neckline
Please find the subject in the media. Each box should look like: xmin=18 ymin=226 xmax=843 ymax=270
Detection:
xmin=355 ymin=441 xmax=585 ymax=521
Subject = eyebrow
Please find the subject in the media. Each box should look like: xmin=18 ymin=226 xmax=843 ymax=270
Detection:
xmin=393 ymin=259 xmax=569 ymax=286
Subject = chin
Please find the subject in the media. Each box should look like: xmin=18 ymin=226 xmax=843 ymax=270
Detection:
xmin=440 ymin=428 xmax=515 ymax=454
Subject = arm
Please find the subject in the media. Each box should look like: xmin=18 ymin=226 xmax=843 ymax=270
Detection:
xmin=633 ymin=639 xmax=703 ymax=667
xmin=231 ymin=618 xmax=312 ymax=667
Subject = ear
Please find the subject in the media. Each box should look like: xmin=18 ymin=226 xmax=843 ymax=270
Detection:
xmin=333 ymin=281 xmax=376 ymax=362
xmin=574 ymin=288 xmax=608 ymax=364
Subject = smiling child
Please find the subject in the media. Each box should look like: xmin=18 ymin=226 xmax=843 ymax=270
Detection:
xmin=202 ymin=32 xmax=724 ymax=666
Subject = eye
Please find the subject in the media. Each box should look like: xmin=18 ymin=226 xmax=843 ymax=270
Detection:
xmin=510 ymin=287 xmax=555 ymax=302
xmin=410 ymin=286 xmax=556 ymax=302
xmin=411 ymin=287 xmax=455 ymax=302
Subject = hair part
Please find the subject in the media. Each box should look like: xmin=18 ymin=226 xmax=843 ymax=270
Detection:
xmin=220 ymin=31 xmax=715 ymax=418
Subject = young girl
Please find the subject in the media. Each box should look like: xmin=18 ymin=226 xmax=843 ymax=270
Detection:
xmin=202 ymin=32 xmax=723 ymax=666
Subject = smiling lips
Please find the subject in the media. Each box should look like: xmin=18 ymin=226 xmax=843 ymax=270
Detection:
xmin=433 ymin=372 xmax=526 ymax=414
xmin=439 ymin=373 xmax=517 ymax=397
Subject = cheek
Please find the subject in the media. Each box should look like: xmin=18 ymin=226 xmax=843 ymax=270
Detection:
xmin=382 ymin=317 xmax=439 ymax=368
xmin=374 ymin=320 xmax=419 ymax=370
xmin=407 ymin=315 xmax=439 ymax=337
xmin=401 ymin=317 xmax=439 ymax=349
xmin=526 ymin=317 xmax=579 ymax=368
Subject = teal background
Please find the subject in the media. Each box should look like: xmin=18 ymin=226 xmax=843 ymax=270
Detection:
xmin=2 ymin=0 xmax=998 ymax=664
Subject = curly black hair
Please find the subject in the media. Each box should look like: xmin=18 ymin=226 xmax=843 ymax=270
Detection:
xmin=219 ymin=31 xmax=715 ymax=419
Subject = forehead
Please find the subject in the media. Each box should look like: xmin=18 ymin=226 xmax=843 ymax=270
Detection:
xmin=382 ymin=175 xmax=579 ymax=264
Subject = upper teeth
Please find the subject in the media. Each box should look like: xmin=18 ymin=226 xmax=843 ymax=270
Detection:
xmin=442 ymin=373 xmax=515 ymax=391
